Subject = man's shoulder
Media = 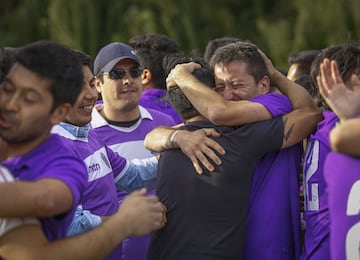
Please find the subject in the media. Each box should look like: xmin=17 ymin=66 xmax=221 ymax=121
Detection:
xmin=141 ymin=106 xmax=176 ymax=125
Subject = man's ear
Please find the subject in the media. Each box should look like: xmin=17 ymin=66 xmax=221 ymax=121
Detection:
xmin=94 ymin=77 xmax=102 ymax=93
xmin=141 ymin=69 xmax=152 ymax=86
xmin=50 ymin=103 xmax=72 ymax=125
xmin=258 ymin=75 xmax=271 ymax=94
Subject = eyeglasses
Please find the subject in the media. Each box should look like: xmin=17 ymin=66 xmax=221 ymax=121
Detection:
xmin=102 ymin=67 xmax=142 ymax=80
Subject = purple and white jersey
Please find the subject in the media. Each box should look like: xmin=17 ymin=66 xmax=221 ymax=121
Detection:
xmin=301 ymin=111 xmax=339 ymax=259
xmin=52 ymin=125 xmax=123 ymax=216
xmin=245 ymin=93 xmax=302 ymax=259
xmin=91 ymin=105 xmax=175 ymax=160
xmin=91 ymin=105 xmax=174 ymax=260
xmin=0 ymin=165 xmax=39 ymax=236
xmin=324 ymin=152 xmax=360 ymax=260
xmin=2 ymin=134 xmax=88 ymax=241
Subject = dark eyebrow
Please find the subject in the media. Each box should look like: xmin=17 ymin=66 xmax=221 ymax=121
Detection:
xmin=2 ymin=77 xmax=43 ymax=98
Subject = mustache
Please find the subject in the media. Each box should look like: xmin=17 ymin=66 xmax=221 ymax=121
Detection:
xmin=119 ymin=86 xmax=140 ymax=93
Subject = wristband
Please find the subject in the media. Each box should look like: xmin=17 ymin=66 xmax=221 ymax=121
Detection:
xmin=169 ymin=129 xmax=181 ymax=145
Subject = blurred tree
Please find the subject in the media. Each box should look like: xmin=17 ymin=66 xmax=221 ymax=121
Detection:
xmin=0 ymin=0 xmax=359 ymax=70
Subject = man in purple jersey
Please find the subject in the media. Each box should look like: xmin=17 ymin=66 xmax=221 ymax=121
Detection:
xmin=0 ymin=40 xmax=89 ymax=241
xmin=92 ymin=42 xmax=175 ymax=260
xmin=146 ymin=42 xmax=320 ymax=259
xmin=317 ymin=57 xmax=360 ymax=259
xmin=300 ymin=42 xmax=360 ymax=259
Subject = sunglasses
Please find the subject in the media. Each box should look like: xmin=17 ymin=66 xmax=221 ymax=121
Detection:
xmin=102 ymin=67 xmax=143 ymax=80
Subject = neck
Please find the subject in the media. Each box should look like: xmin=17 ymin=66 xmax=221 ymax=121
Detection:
xmin=4 ymin=133 xmax=51 ymax=159
xmin=101 ymin=105 xmax=141 ymax=122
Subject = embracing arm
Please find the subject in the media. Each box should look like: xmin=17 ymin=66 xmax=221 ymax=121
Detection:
xmin=329 ymin=119 xmax=360 ymax=156
xmin=273 ymin=69 xmax=322 ymax=148
xmin=145 ymin=126 xmax=225 ymax=174
xmin=0 ymin=189 xmax=166 ymax=260
xmin=257 ymin=50 xmax=322 ymax=149
xmin=0 ymin=178 xmax=73 ymax=218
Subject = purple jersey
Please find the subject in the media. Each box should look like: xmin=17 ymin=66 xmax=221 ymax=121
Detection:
xmin=52 ymin=125 xmax=124 ymax=216
xmin=301 ymin=111 xmax=339 ymax=259
xmin=2 ymin=134 xmax=88 ymax=241
xmin=53 ymin=124 xmax=131 ymax=260
xmin=91 ymin=105 xmax=175 ymax=160
xmin=245 ymin=93 xmax=302 ymax=259
xmin=91 ymin=105 xmax=175 ymax=260
xmin=140 ymin=88 xmax=183 ymax=124
xmin=324 ymin=152 xmax=360 ymax=260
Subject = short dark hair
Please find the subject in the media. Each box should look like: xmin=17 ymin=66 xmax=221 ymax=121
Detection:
xmin=288 ymin=50 xmax=320 ymax=66
xmin=129 ymin=33 xmax=183 ymax=90
xmin=203 ymin=36 xmax=243 ymax=63
xmin=210 ymin=41 xmax=269 ymax=84
xmin=310 ymin=42 xmax=360 ymax=110
xmin=0 ymin=47 xmax=19 ymax=83
xmin=288 ymin=50 xmax=320 ymax=79
xmin=165 ymin=56 xmax=215 ymax=121
xmin=72 ymin=49 xmax=92 ymax=67
xmin=15 ymin=40 xmax=83 ymax=111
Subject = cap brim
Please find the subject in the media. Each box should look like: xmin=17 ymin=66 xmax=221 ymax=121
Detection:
xmin=101 ymin=57 xmax=140 ymax=73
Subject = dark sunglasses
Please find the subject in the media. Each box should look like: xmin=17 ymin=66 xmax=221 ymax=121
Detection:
xmin=102 ymin=67 xmax=143 ymax=80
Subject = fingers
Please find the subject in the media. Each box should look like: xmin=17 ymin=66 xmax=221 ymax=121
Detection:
xmin=177 ymin=128 xmax=224 ymax=174
xmin=318 ymin=58 xmax=331 ymax=98
xmin=152 ymin=202 xmax=167 ymax=229
xmin=189 ymin=152 xmax=211 ymax=174
xmin=166 ymin=62 xmax=201 ymax=90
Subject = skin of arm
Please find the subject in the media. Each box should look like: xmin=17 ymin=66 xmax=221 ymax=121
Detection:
xmin=329 ymin=119 xmax=360 ymax=156
xmin=0 ymin=188 xmax=166 ymax=260
xmin=144 ymin=126 xmax=225 ymax=174
xmin=0 ymin=179 xmax=73 ymax=218
xmin=271 ymin=69 xmax=322 ymax=148
xmin=260 ymin=51 xmax=322 ymax=149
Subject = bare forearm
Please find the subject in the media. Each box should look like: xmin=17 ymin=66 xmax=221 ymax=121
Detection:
xmin=174 ymin=72 xmax=229 ymax=122
xmin=0 ymin=181 xmax=72 ymax=218
xmin=144 ymin=126 xmax=176 ymax=152
xmin=330 ymin=118 xmax=360 ymax=156
xmin=44 ymin=217 xmax=129 ymax=260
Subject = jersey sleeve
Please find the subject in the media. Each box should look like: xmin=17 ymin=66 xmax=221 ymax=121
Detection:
xmin=251 ymin=93 xmax=292 ymax=117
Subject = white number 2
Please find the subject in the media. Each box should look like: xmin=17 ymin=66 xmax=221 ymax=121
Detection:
xmin=346 ymin=180 xmax=360 ymax=259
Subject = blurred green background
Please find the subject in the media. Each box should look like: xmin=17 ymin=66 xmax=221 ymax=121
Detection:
xmin=1 ymin=0 xmax=359 ymax=70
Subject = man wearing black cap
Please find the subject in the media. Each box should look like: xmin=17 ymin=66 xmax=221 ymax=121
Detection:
xmin=91 ymin=42 xmax=175 ymax=260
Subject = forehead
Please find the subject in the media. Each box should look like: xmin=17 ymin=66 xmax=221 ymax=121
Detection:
xmin=112 ymin=59 xmax=139 ymax=70
xmin=5 ymin=63 xmax=53 ymax=95
xmin=214 ymin=60 xmax=251 ymax=80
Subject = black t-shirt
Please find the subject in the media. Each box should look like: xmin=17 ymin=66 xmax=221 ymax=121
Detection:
xmin=148 ymin=118 xmax=284 ymax=260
